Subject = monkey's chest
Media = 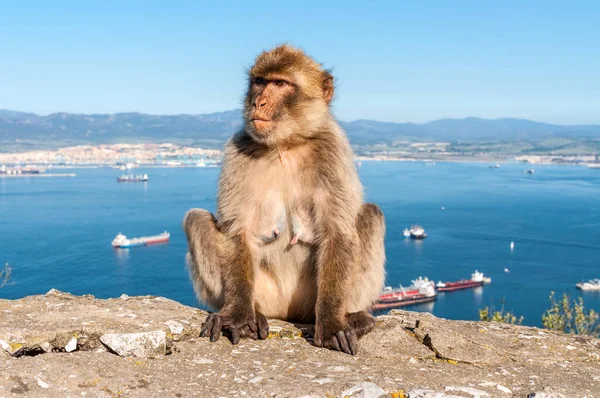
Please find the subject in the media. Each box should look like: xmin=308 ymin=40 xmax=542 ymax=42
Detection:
xmin=251 ymin=195 xmax=315 ymax=247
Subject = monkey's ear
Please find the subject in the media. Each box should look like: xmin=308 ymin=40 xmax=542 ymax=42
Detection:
xmin=322 ymin=71 xmax=334 ymax=104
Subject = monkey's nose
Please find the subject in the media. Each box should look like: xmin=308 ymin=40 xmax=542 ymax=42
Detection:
xmin=254 ymin=97 xmax=267 ymax=108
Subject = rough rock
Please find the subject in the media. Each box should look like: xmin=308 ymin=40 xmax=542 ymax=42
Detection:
xmin=0 ymin=290 xmax=599 ymax=397
xmin=341 ymin=381 xmax=387 ymax=397
xmin=99 ymin=331 xmax=167 ymax=358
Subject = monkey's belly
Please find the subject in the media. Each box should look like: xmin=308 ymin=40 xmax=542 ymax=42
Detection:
xmin=253 ymin=244 xmax=317 ymax=322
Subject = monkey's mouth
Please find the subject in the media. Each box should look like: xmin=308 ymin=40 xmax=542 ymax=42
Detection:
xmin=251 ymin=118 xmax=273 ymax=132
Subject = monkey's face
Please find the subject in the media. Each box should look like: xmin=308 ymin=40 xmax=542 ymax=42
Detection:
xmin=244 ymin=75 xmax=298 ymax=143
xmin=244 ymin=45 xmax=335 ymax=146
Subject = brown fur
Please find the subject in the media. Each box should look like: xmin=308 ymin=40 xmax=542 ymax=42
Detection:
xmin=184 ymin=45 xmax=385 ymax=354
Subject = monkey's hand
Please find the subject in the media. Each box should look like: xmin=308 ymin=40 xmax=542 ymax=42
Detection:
xmin=200 ymin=309 xmax=269 ymax=345
xmin=313 ymin=318 xmax=358 ymax=356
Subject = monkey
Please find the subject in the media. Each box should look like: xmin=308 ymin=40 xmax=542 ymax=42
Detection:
xmin=184 ymin=45 xmax=386 ymax=355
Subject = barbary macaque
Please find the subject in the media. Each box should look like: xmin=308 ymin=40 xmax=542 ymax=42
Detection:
xmin=184 ymin=45 xmax=385 ymax=355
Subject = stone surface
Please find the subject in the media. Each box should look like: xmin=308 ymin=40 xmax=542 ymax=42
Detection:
xmin=0 ymin=291 xmax=599 ymax=397
xmin=341 ymin=381 xmax=387 ymax=397
xmin=99 ymin=331 xmax=167 ymax=358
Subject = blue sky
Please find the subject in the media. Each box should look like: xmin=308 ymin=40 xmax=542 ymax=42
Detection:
xmin=0 ymin=1 xmax=598 ymax=123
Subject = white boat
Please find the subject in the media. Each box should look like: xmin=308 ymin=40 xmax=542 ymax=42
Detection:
xmin=111 ymin=231 xmax=170 ymax=248
xmin=525 ymin=169 xmax=535 ymax=174
xmin=408 ymin=225 xmax=427 ymax=239
xmin=510 ymin=241 xmax=515 ymax=250
xmin=587 ymin=164 xmax=600 ymax=169
xmin=117 ymin=174 xmax=148 ymax=182
xmin=489 ymin=164 xmax=500 ymax=169
xmin=576 ymin=279 xmax=600 ymax=291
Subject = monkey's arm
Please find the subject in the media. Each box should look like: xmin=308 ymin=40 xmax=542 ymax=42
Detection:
xmin=200 ymin=231 xmax=267 ymax=344
xmin=313 ymin=159 xmax=363 ymax=355
xmin=200 ymin=138 xmax=268 ymax=344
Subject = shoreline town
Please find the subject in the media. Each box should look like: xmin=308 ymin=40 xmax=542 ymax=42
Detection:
xmin=1 ymin=143 xmax=599 ymax=175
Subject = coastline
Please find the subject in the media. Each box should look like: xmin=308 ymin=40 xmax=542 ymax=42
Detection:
xmin=0 ymin=173 xmax=76 ymax=178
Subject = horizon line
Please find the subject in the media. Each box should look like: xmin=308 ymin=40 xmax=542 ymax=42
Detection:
xmin=1 ymin=108 xmax=598 ymax=127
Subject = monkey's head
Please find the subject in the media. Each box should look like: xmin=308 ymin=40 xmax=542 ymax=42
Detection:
xmin=244 ymin=45 xmax=334 ymax=146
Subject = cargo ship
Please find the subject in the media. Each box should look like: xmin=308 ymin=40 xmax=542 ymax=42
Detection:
xmin=373 ymin=279 xmax=437 ymax=311
xmin=111 ymin=231 xmax=170 ymax=248
xmin=436 ymin=270 xmax=491 ymax=292
xmin=117 ymin=174 xmax=148 ymax=182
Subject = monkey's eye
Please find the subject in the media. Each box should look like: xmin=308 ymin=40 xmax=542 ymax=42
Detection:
xmin=275 ymin=80 xmax=286 ymax=87
xmin=254 ymin=77 xmax=266 ymax=86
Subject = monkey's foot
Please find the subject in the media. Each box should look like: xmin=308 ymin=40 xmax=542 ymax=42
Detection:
xmin=346 ymin=310 xmax=376 ymax=338
xmin=314 ymin=320 xmax=358 ymax=356
xmin=200 ymin=311 xmax=269 ymax=344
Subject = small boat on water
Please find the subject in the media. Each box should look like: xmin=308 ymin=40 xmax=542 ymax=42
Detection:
xmin=525 ymin=169 xmax=535 ymax=174
xmin=587 ymin=164 xmax=600 ymax=169
xmin=117 ymin=174 xmax=148 ymax=182
xmin=111 ymin=231 xmax=170 ymax=248
xmin=576 ymin=279 xmax=600 ymax=291
xmin=408 ymin=225 xmax=427 ymax=239
xmin=489 ymin=164 xmax=500 ymax=169
xmin=436 ymin=270 xmax=491 ymax=292
xmin=374 ymin=279 xmax=437 ymax=311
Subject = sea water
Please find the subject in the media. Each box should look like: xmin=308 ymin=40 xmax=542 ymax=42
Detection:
xmin=1 ymin=161 xmax=599 ymax=327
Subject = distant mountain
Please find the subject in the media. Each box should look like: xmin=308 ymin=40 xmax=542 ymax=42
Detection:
xmin=1 ymin=109 xmax=599 ymax=151
xmin=343 ymin=117 xmax=600 ymax=143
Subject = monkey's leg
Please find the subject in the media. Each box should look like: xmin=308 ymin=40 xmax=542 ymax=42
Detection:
xmin=346 ymin=203 xmax=386 ymax=337
xmin=314 ymin=203 xmax=385 ymax=355
xmin=183 ymin=209 xmax=269 ymax=343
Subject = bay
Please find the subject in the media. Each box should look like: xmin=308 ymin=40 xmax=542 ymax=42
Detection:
xmin=1 ymin=161 xmax=599 ymax=327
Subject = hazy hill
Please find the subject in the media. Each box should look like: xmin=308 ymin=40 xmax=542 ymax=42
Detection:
xmin=1 ymin=109 xmax=599 ymax=151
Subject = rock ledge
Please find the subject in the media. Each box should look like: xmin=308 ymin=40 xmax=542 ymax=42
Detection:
xmin=0 ymin=290 xmax=598 ymax=397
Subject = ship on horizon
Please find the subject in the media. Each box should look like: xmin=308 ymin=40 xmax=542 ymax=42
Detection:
xmin=117 ymin=174 xmax=148 ymax=182
xmin=111 ymin=231 xmax=170 ymax=248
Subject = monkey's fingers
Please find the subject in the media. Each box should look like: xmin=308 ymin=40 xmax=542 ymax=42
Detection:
xmin=200 ymin=316 xmax=213 ymax=337
xmin=326 ymin=335 xmax=341 ymax=352
xmin=335 ymin=331 xmax=351 ymax=355
xmin=344 ymin=330 xmax=358 ymax=356
xmin=256 ymin=312 xmax=269 ymax=340
xmin=200 ymin=314 xmax=222 ymax=342
xmin=210 ymin=315 xmax=223 ymax=342
xmin=247 ymin=319 xmax=258 ymax=333
xmin=229 ymin=327 xmax=241 ymax=345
